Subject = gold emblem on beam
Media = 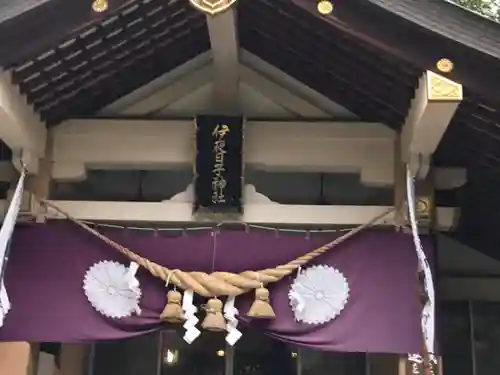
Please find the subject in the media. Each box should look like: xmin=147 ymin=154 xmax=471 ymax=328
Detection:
xmin=189 ymin=0 xmax=237 ymax=15
xmin=426 ymin=71 xmax=463 ymax=101
xmin=416 ymin=195 xmax=434 ymax=227
xmin=416 ymin=197 xmax=430 ymax=218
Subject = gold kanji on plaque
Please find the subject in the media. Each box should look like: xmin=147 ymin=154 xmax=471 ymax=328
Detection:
xmin=189 ymin=0 xmax=237 ymax=15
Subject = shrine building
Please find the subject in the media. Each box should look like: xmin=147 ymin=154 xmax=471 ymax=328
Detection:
xmin=0 ymin=1 xmax=499 ymax=375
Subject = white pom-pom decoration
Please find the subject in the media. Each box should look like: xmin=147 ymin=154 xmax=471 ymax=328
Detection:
xmin=83 ymin=261 xmax=142 ymax=319
xmin=289 ymin=265 xmax=349 ymax=325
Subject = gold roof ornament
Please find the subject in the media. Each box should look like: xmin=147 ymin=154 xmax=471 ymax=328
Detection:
xmin=436 ymin=58 xmax=454 ymax=73
xmin=92 ymin=0 xmax=108 ymax=13
xmin=317 ymin=0 xmax=334 ymax=15
xmin=189 ymin=0 xmax=237 ymax=15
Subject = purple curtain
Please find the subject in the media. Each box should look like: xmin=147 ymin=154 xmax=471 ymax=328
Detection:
xmin=0 ymin=222 xmax=430 ymax=353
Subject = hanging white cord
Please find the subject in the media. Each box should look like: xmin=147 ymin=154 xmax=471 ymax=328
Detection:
xmin=405 ymin=165 xmax=435 ymax=354
xmin=75 ymin=222 xmax=359 ymax=234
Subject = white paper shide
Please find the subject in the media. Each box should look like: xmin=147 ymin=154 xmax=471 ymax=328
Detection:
xmin=83 ymin=260 xmax=142 ymax=319
xmin=289 ymin=265 xmax=349 ymax=325
xmin=0 ymin=167 xmax=26 ymax=327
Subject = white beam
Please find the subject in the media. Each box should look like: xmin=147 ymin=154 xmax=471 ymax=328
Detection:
xmin=52 ymin=119 xmax=194 ymax=175
xmin=0 ymin=70 xmax=46 ymax=172
xmin=99 ymin=53 xmax=211 ymax=115
xmin=240 ymin=51 xmax=357 ymax=119
xmin=29 ymin=200 xmax=456 ymax=231
xmin=116 ymin=65 xmax=212 ymax=116
xmin=104 ymin=61 xmax=334 ymax=118
xmin=401 ymin=70 xmax=463 ymax=178
xmin=52 ymin=119 xmax=395 ymax=184
xmin=51 ymin=119 xmax=465 ymax=189
xmin=206 ymin=11 xmax=239 ymax=113
xmin=5 ymin=184 xmax=457 ymax=229
xmin=239 ymin=66 xmax=329 ymax=117
xmin=245 ymin=121 xmax=395 ymax=186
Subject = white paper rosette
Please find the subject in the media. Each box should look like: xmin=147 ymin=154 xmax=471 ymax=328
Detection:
xmin=289 ymin=265 xmax=349 ymax=325
xmin=83 ymin=260 xmax=142 ymax=319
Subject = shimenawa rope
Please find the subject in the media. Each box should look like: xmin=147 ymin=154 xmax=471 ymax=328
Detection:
xmin=37 ymin=198 xmax=394 ymax=297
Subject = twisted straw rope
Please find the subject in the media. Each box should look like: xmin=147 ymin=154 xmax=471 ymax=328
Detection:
xmin=39 ymin=199 xmax=393 ymax=297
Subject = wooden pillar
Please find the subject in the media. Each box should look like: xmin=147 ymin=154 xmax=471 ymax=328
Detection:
xmin=0 ymin=342 xmax=38 ymax=375
xmin=393 ymin=133 xmax=406 ymax=229
xmin=37 ymin=350 xmax=57 ymax=375
xmin=26 ymin=130 xmax=53 ymax=221
xmin=53 ymin=344 xmax=88 ymax=375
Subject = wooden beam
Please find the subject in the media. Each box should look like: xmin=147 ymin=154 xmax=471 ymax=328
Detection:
xmin=99 ymin=53 xmax=212 ymax=115
xmin=239 ymin=66 xmax=329 ymax=117
xmin=240 ymin=51 xmax=357 ymax=119
xmin=22 ymin=199 xmax=456 ymax=230
xmin=206 ymin=11 xmax=240 ymax=113
xmin=401 ymin=71 xmax=462 ymax=179
xmin=26 ymin=131 xmax=54 ymax=222
xmin=116 ymin=65 xmax=212 ymax=116
xmin=51 ymin=119 xmax=466 ymax=189
xmin=0 ymin=70 xmax=46 ymax=173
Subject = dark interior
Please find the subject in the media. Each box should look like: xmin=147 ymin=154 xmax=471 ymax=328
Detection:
xmin=89 ymin=328 xmax=369 ymax=375
xmin=39 ymin=301 xmax=500 ymax=375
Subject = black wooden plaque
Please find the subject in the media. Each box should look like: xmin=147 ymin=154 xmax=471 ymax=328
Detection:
xmin=194 ymin=115 xmax=243 ymax=215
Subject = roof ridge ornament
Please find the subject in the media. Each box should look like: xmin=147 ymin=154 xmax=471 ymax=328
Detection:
xmin=189 ymin=0 xmax=237 ymax=15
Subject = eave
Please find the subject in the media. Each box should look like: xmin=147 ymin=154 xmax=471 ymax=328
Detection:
xmin=0 ymin=0 xmax=132 ymax=68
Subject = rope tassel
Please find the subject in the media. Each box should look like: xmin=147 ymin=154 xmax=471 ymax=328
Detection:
xmin=202 ymin=298 xmax=226 ymax=331
xmin=247 ymin=286 xmax=275 ymax=319
xmin=160 ymin=290 xmax=185 ymax=323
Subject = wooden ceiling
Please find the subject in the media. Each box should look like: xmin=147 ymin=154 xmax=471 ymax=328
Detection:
xmin=239 ymin=0 xmax=420 ymax=130
xmin=2 ymin=0 xmax=500 ymax=257
xmin=9 ymin=0 xmax=210 ymax=125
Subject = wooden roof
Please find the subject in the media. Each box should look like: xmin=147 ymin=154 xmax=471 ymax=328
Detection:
xmin=7 ymin=0 xmax=210 ymax=125
xmin=2 ymin=0 xmax=500 ymax=257
xmin=239 ymin=0 xmax=420 ymax=129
